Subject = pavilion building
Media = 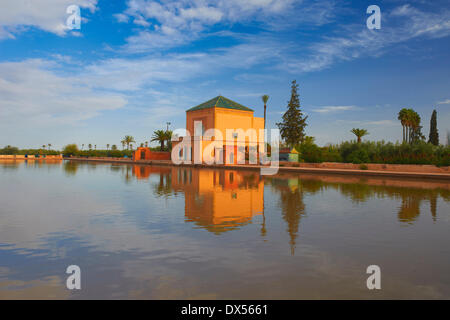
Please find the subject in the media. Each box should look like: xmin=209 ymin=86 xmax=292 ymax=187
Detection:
xmin=174 ymin=96 xmax=265 ymax=165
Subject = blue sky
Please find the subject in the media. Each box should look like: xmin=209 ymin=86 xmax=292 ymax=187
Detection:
xmin=0 ymin=0 xmax=449 ymax=149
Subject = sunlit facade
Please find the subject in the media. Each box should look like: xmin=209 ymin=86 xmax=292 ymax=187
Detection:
xmin=173 ymin=96 xmax=265 ymax=165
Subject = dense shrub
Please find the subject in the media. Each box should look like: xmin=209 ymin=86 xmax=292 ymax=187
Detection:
xmin=298 ymin=143 xmax=323 ymax=163
xmin=1 ymin=145 xmax=60 ymax=155
xmin=0 ymin=145 xmax=19 ymax=154
xmin=75 ymin=149 xmax=133 ymax=158
xmin=294 ymin=140 xmax=449 ymax=166
xmin=333 ymin=141 xmax=448 ymax=166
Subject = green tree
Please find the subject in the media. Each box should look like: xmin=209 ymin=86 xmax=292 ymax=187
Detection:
xmin=262 ymin=94 xmax=269 ymax=129
xmin=111 ymin=144 xmax=118 ymax=150
xmin=151 ymin=130 xmax=167 ymax=150
xmin=122 ymin=135 xmax=135 ymax=150
xmin=277 ymin=80 xmax=308 ymax=147
xmin=398 ymin=108 xmax=408 ymax=143
xmin=428 ymin=109 xmax=439 ymax=146
xmin=88 ymin=144 xmax=92 ymax=150
xmin=63 ymin=144 xmax=79 ymax=156
xmin=106 ymin=144 xmax=110 ymax=150
xmin=409 ymin=110 xmax=424 ymax=143
xmin=165 ymin=130 xmax=173 ymax=151
xmin=350 ymin=128 xmax=369 ymax=143
xmin=0 ymin=145 xmax=19 ymax=155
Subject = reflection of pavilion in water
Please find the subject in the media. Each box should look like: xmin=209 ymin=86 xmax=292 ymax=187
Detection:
xmin=172 ymin=168 xmax=264 ymax=234
xmin=132 ymin=165 xmax=264 ymax=234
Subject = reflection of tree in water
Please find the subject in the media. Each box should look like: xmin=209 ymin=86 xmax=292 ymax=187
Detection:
xmin=0 ymin=161 xmax=20 ymax=170
xmin=397 ymin=194 xmax=421 ymax=223
xmin=109 ymin=164 xmax=122 ymax=172
xmin=430 ymin=194 xmax=437 ymax=221
xmin=63 ymin=161 xmax=79 ymax=176
xmin=268 ymin=175 xmax=448 ymax=246
xmin=122 ymin=165 xmax=132 ymax=184
xmin=309 ymin=177 xmax=446 ymax=223
xmin=338 ymin=183 xmax=374 ymax=203
xmin=153 ymin=173 xmax=173 ymax=197
xmin=336 ymin=181 xmax=447 ymax=223
xmin=269 ymin=177 xmax=306 ymax=255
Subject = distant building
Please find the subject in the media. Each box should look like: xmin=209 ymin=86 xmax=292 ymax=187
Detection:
xmin=173 ymin=96 xmax=265 ymax=164
xmin=279 ymin=147 xmax=299 ymax=162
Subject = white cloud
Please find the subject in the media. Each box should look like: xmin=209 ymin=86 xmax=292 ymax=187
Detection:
xmin=0 ymin=0 xmax=97 ymax=39
xmin=336 ymin=119 xmax=397 ymax=127
xmin=0 ymin=59 xmax=127 ymax=126
xmin=118 ymin=0 xmax=334 ymax=52
xmin=285 ymin=5 xmax=450 ymax=73
xmin=437 ymin=99 xmax=450 ymax=105
xmin=312 ymin=106 xmax=358 ymax=113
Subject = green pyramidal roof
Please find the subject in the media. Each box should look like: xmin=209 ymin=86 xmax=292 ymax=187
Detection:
xmin=187 ymin=96 xmax=254 ymax=112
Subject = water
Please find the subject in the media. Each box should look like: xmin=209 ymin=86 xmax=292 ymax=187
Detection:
xmin=0 ymin=160 xmax=449 ymax=299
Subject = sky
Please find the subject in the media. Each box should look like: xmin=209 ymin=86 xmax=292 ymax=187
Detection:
xmin=0 ymin=0 xmax=449 ymax=149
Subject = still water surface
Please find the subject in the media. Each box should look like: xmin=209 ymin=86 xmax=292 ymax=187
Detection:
xmin=0 ymin=160 xmax=449 ymax=299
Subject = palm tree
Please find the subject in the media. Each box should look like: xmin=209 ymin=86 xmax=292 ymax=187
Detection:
xmin=121 ymin=140 xmax=126 ymax=150
xmin=409 ymin=111 xmax=423 ymax=143
xmin=405 ymin=109 xmax=415 ymax=143
xmin=106 ymin=144 xmax=110 ymax=150
xmin=42 ymin=144 xmax=46 ymax=150
xmin=88 ymin=144 xmax=92 ymax=150
xmin=81 ymin=144 xmax=84 ymax=150
xmin=398 ymin=108 xmax=408 ymax=143
xmin=151 ymin=130 xmax=166 ymax=150
xmin=164 ymin=130 xmax=173 ymax=151
xmin=351 ymin=128 xmax=369 ymax=143
xmin=48 ymin=143 xmax=52 ymax=150
xmin=122 ymin=135 xmax=135 ymax=150
xmin=262 ymin=95 xmax=269 ymax=129
xmin=144 ymin=141 xmax=148 ymax=148
xmin=94 ymin=145 xmax=97 ymax=150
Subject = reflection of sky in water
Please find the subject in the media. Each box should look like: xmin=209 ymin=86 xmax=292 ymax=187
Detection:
xmin=0 ymin=160 xmax=449 ymax=299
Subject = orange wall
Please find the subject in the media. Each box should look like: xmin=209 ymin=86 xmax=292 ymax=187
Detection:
xmin=133 ymin=148 xmax=171 ymax=161
xmin=184 ymin=107 xmax=265 ymax=164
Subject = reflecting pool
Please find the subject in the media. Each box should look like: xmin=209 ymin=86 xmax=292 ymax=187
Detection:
xmin=0 ymin=160 xmax=449 ymax=299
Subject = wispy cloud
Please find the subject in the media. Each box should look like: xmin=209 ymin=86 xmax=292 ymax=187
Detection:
xmin=312 ymin=106 xmax=359 ymax=113
xmin=118 ymin=0 xmax=336 ymax=52
xmin=336 ymin=119 xmax=397 ymax=126
xmin=284 ymin=4 xmax=450 ymax=73
xmin=0 ymin=59 xmax=127 ymax=126
xmin=0 ymin=0 xmax=98 ymax=39
xmin=437 ymin=99 xmax=450 ymax=105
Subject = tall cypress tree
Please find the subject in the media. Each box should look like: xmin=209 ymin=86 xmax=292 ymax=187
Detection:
xmin=428 ymin=109 xmax=439 ymax=145
xmin=277 ymin=80 xmax=308 ymax=147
